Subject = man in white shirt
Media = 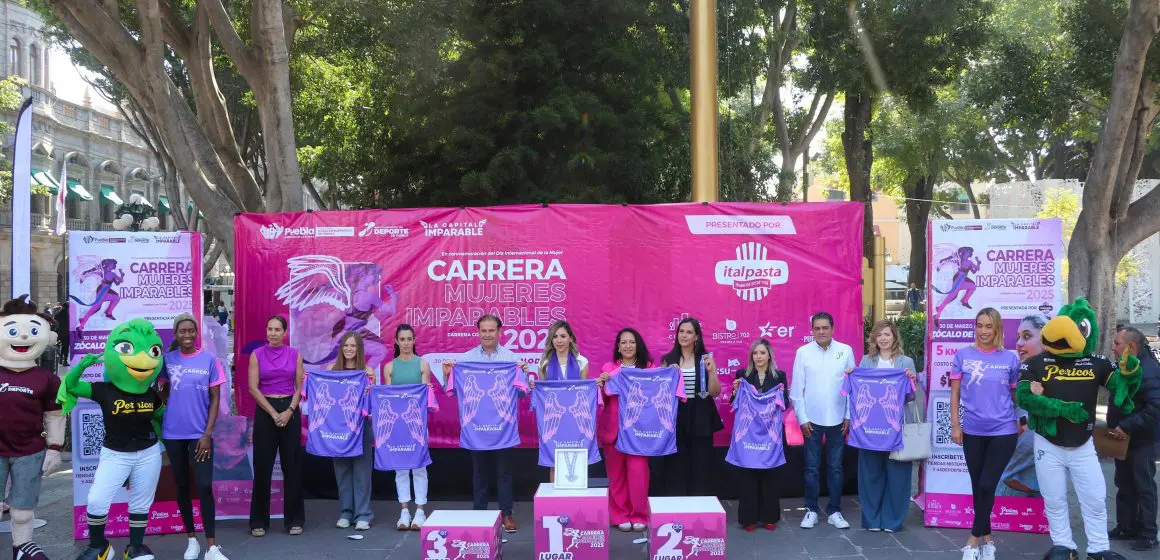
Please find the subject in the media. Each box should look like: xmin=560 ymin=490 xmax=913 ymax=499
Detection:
xmin=791 ymin=312 xmax=856 ymax=530
xmin=441 ymin=314 xmax=529 ymax=533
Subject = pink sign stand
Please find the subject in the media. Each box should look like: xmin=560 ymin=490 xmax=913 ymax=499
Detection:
xmin=533 ymin=484 xmax=610 ymax=560
xmin=420 ymin=510 xmax=503 ymax=560
xmin=647 ymin=497 xmax=727 ymax=560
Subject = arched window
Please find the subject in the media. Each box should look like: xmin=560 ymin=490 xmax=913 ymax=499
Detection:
xmin=8 ymin=38 xmax=21 ymax=78
xmin=29 ymin=44 xmax=40 ymax=86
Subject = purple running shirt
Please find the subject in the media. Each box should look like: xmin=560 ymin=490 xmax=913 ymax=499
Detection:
xmin=602 ymin=366 xmax=687 ymax=457
xmin=159 ymin=349 xmax=228 ymax=440
xmin=726 ymin=382 xmax=788 ymax=469
xmin=841 ymin=368 xmax=914 ymax=451
xmin=446 ymin=361 xmax=528 ymax=451
xmin=530 ymin=379 xmax=602 ymax=467
xmin=370 ymin=384 xmax=437 ymax=470
xmin=951 ymin=346 xmax=1020 ymax=436
xmin=304 ymin=369 xmax=369 ymax=457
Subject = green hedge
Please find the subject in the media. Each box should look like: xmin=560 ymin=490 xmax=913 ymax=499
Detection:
xmin=862 ymin=312 xmax=927 ymax=372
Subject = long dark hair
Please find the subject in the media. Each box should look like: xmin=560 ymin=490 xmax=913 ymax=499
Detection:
xmin=611 ymin=328 xmax=652 ymax=368
xmin=662 ymin=317 xmax=707 ymax=366
xmin=394 ymin=323 xmax=418 ymax=357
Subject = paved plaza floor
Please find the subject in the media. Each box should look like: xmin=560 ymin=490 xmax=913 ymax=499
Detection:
xmin=4 ymin=457 xmax=1157 ymax=559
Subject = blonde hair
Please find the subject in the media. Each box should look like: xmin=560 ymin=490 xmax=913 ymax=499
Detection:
xmin=867 ymin=320 xmax=903 ymax=359
xmin=332 ymin=331 xmax=368 ymax=371
xmin=540 ymin=320 xmax=579 ymax=365
xmin=974 ymin=307 xmax=1005 ymax=350
xmin=744 ymin=339 xmax=778 ymax=374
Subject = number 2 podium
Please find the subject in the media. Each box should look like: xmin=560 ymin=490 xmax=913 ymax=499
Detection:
xmin=533 ymin=483 xmax=610 ymax=560
xmin=420 ymin=510 xmax=503 ymax=560
xmin=648 ymin=497 xmax=727 ymax=559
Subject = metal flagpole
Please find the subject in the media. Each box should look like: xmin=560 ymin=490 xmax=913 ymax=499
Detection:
xmin=689 ymin=0 xmax=720 ymax=203
xmin=10 ymin=96 xmax=33 ymax=299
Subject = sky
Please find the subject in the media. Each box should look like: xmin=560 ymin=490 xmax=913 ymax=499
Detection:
xmin=48 ymin=46 xmax=116 ymax=115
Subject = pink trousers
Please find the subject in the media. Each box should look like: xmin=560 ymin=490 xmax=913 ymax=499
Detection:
xmin=603 ymin=445 xmax=650 ymax=525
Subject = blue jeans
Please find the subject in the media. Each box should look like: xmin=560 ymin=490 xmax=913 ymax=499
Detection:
xmin=804 ymin=423 xmax=844 ymax=515
xmin=857 ymin=449 xmax=912 ymax=531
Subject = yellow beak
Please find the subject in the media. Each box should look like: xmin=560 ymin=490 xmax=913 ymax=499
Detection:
xmin=1040 ymin=316 xmax=1086 ymax=355
xmin=118 ymin=353 xmax=160 ymax=381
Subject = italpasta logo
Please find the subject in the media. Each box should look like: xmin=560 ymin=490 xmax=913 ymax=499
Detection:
xmin=714 ymin=242 xmax=788 ymax=302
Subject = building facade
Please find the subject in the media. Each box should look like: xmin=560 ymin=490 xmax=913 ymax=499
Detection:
xmin=0 ymin=1 xmax=183 ymax=305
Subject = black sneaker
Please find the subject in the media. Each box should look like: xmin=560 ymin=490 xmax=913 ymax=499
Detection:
xmin=1107 ymin=526 xmax=1137 ymax=540
xmin=14 ymin=542 xmax=49 ymax=560
xmin=75 ymin=545 xmax=115 ymax=560
xmin=120 ymin=545 xmax=155 ymax=560
xmin=1132 ymin=537 xmax=1159 ymax=551
xmin=1086 ymin=551 xmax=1127 ymax=560
xmin=1042 ymin=546 xmax=1078 ymax=560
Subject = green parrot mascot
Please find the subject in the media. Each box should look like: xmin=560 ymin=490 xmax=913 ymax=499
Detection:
xmin=1016 ymin=298 xmax=1140 ymax=560
xmin=0 ymin=296 xmax=64 ymax=560
xmin=57 ymin=319 xmax=166 ymax=560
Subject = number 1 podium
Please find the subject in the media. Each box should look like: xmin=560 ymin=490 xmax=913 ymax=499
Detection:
xmin=420 ymin=510 xmax=503 ymax=560
xmin=533 ymin=483 xmax=610 ymax=559
xmin=648 ymin=496 xmax=727 ymax=559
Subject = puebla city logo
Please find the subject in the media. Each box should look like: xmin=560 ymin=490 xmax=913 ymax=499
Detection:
xmin=714 ymin=242 xmax=788 ymax=302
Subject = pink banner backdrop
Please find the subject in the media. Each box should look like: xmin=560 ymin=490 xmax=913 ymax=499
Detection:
xmin=921 ymin=218 xmax=1063 ymax=534
xmin=232 ymin=203 xmax=864 ymax=447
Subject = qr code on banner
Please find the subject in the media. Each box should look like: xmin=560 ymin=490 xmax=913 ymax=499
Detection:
xmin=934 ymin=401 xmax=953 ymax=445
xmin=79 ymin=411 xmax=105 ymax=459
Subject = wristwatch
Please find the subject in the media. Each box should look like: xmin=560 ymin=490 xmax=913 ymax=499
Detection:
xmin=47 ymin=444 xmax=63 ymax=452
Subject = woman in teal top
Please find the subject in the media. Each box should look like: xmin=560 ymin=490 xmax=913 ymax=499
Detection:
xmin=382 ymin=324 xmax=432 ymax=530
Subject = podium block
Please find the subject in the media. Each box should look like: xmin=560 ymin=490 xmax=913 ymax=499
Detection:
xmin=647 ymin=497 xmax=727 ymax=559
xmin=421 ymin=510 xmax=503 ymax=560
xmin=533 ymin=483 xmax=610 ymax=560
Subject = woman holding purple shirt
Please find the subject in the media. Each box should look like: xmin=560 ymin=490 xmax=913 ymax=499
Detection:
xmin=950 ymin=308 xmax=1021 ymax=560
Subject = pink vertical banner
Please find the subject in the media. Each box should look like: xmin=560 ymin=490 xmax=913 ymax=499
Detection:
xmin=921 ymin=219 xmax=1062 ymax=534
xmin=231 ymin=203 xmax=864 ymax=448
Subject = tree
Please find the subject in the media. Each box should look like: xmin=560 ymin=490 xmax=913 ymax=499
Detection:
xmin=39 ymin=0 xmax=306 ymax=261
xmin=1035 ymin=187 xmax=1141 ymax=298
xmin=804 ymin=0 xmax=993 ymax=258
xmin=1064 ymin=0 xmax=1160 ymax=349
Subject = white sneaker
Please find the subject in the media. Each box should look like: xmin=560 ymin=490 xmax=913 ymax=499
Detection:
xmin=800 ymin=511 xmax=819 ymax=529
xmin=355 ymin=520 xmax=371 ymax=531
xmin=632 ymin=523 xmax=646 ymax=532
xmin=979 ymin=542 xmax=996 ymax=560
xmin=961 ymin=545 xmax=981 ymax=560
xmin=335 ymin=518 xmax=351 ymax=529
xmin=827 ymin=512 xmax=850 ymax=529
xmin=412 ymin=509 xmax=427 ymax=529
xmin=397 ymin=509 xmax=412 ymax=530
xmin=183 ymin=538 xmax=200 ymax=560
xmin=867 ymin=527 xmax=881 ymax=532
xmin=205 ymin=545 xmax=230 ymax=560
xmin=617 ymin=522 xmax=632 ymax=532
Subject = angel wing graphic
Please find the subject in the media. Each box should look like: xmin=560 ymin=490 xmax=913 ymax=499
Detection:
xmin=459 ymin=375 xmax=486 ymax=425
xmin=540 ymin=392 xmax=566 ymax=441
xmin=851 ymin=384 xmax=877 ymax=430
xmin=569 ymin=391 xmax=596 ymax=440
xmin=488 ymin=375 xmax=516 ymax=423
xmin=274 ymin=255 xmax=353 ymax=312
xmin=622 ymin=382 xmax=648 ymax=428
xmin=651 ymin=382 xmax=676 ymax=432
xmin=733 ymin=401 xmax=755 ymax=443
xmin=758 ymin=396 xmax=783 ymax=442
xmin=402 ymin=398 xmax=426 ymax=443
xmin=878 ymin=385 xmax=903 ymax=431
xmin=374 ymin=399 xmax=400 ymax=448
xmin=309 ymin=382 xmax=338 ymax=432
xmin=338 ymin=384 xmax=362 ymax=432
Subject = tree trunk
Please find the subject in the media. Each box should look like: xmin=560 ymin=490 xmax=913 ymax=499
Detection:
xmin=962 ymin=178 xmax=981 ymax=219
xmin=905 ymin=175 xmax=934 ymax=289
xmin=843 ymin=88 xmax=875 ymax=258
xmin=203 ymin=241 xmax=223 ymax=278
xmin=1070 ymin=0 xmax=1160 ymax=352
xmin=250 ymin=0 xmax=303 ymax=212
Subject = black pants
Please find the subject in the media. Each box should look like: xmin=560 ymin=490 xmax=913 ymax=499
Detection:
xmin=662 ymin=433 xmax=715 ymax=496
xmin=250 ymin=397 xmax=305 ymax=530
xmin=163 ymin=439 xmax=216 ymax=538
xmin=736 ymin=466 xmax=781 ymax=526
xmin=962 ymin=433 xmax=1018 ymax=537
xmin=1114 ymin=442 xmax=1159 ymax=539
xmin=471 ymin=449 xmax=513 ymax=516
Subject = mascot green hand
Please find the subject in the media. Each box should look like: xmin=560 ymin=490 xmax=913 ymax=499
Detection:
xmin=1016 ymin=381 xmax=1088 ymax=437
xmin=1106 ymin=349 xmax=1142 ymax=414
xmin=57 ymin=319 xmax=165 ymax=413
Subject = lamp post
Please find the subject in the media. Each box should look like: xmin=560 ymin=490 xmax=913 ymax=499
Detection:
xmin=112 ymin=193 xmax=160 ymax=231
xmin=690 ymin=0 xmax=719 ymax=203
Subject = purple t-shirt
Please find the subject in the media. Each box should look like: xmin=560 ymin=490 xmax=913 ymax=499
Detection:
xmin=841 ymin=368 xmax=914 ymax=451
xmin=371 ymin=384 xmax=437 ymax=470
xmin=304 ymin=369 xmax=369 ymax=457
xmin=531 ymin=379 xmax=602 ymax=467
xmin=726 ymin=382 xmax=787 ymax=469
xmin=160 ymin=349 xmax=227 ymax=440
xmin=446 ymin=362 xmax=528 ymax=451
xmin=951 ymin=346 xmax=1020 ymax=436
xmin=602 ymin=366 xmax=687 ymax=457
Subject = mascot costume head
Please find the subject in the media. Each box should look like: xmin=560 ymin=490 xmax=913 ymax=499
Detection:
xmin=57 ymin=318 xmax=164 ymax=413
xmin=1017 ymin=298 xmax=1140 ymax=560
xmin=0 ymin=296 xmax=63 ymax=560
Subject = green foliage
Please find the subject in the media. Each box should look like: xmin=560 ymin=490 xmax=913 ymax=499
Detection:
xmin=1036 ymin=188 xmax=1141 ymax=290
xmin=0 ymin=76 xmax=27 ymax=202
